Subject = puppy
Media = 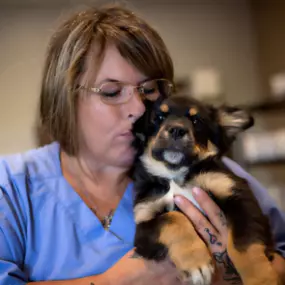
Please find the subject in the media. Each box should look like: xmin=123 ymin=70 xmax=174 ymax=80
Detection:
xmin=131 ymin=96 xmax=280 ymax=285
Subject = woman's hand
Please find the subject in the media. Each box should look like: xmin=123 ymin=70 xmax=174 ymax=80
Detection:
xmin=174 ymin=187 xmax=242 ymax=285
xmin=106 ymin=248 xmax=184 ymax=285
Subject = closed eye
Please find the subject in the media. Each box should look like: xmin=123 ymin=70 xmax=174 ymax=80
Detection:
xmin=101 ymin=90 xmax=121 ymax=97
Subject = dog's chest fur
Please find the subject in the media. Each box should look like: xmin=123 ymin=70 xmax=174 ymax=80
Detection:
xmin=168 ymin=181 xmax=203 ymax=212
xmin=134 ymin=180 xmax=204 ymax=224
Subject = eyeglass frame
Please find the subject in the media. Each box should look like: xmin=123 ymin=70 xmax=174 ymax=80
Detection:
xmin=78 ymin=78 xmax=174 ymax=105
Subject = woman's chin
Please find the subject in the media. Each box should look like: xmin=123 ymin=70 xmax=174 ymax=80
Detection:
xmin=118 ymin=146 xmax=136 ymax=168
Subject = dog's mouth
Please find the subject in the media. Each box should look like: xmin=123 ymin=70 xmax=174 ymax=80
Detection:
xmin=147 ymin=119 xmax=198 ymax=169
xmin=162 ymin=150 xmax=184 ymax=165
xmin=151 ymin=145 xmax=193 ymax=170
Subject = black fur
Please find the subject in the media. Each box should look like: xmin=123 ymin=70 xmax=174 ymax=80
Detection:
xmin=135 ymin=218 xmax=169 ymax=261
xmin=131 ymin=96 xmax=275 ymax=263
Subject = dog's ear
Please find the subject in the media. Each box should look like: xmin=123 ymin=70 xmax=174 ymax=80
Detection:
xmin=215 ymin=105 xmax=254 ymax=139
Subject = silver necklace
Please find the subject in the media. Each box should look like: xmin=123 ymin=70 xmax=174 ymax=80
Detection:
xmin=79 ymin=188 xmax=132 ymax=245
xmin=95 ymin=208 xmax=114 ymax=230
xmin=76 ymin=185 xmax=115 ymax=230
xmin=63 ymin=157 xmax=117 ymax=231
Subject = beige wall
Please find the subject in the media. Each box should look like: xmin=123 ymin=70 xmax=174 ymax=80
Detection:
xmin=251 ymin=0 xmax=285 ymax=97
xmin=0 ymin=10 xmax=52 ymax=154
xmin=0 ymin=0 xmax=261 ymax=154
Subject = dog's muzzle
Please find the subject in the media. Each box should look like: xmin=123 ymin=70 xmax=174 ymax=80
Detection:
xmin=168 ymin=125 xmax=188 ymax=141
xmin=150 ymin=120 xmax=196 ymax=166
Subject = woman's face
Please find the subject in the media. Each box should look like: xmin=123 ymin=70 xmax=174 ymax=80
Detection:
xmin=77 ymin=45 xmax=146 ymax=169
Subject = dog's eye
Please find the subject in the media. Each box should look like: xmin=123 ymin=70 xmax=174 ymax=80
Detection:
xmin=189 ymin=114 xmax=198 ymax=124
xmin=151 ymin=113 xmax=165 ymax=126
xmin=190 ymin=115 xmax=204 ymax=130
xmin=155 ymin=113 xmax=166 ymax=122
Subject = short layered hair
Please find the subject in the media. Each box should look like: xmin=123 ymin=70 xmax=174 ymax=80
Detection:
xmin=39 ymin=4 xmax=174 ymax=155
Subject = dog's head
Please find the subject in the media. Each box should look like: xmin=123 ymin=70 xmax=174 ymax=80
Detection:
xmin=133 ymin=96 xmax=253 ymax=180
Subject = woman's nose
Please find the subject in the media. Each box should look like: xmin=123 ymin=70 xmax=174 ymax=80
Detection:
xmin=126 ymin=88 xmax=146 ymax=120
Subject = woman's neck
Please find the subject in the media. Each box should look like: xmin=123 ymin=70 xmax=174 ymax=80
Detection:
xmin=60 ymin=151 xmax=130 ymax=210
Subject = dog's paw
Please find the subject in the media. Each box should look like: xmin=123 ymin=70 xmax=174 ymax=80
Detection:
xmin=170 ymin=242 xmax=214 ymax=285
xmin=179 ymin=263 xmax=214 ymax=285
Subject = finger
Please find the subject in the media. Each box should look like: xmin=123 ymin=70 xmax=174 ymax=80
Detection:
xmin=192 ymin=187 xmax=227 ymax=234
xmin=174 ymin=195 xmax=222 ymax=248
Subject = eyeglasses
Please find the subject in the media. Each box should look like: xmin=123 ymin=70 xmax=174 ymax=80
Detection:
xmin=79 ymin=78 xmax=173 ymax=105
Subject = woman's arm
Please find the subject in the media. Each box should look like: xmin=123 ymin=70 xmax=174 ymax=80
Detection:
xmin=28 ymin=274 xmax=109 ymax=285
xmin=174 ymin=187 xmax=285 ymax=284
xmin=24 ymin=249 xmax=182 ymax=285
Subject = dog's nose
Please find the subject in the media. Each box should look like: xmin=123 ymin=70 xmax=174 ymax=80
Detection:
xmin=168 ymin=126 xmax=188 ymax=140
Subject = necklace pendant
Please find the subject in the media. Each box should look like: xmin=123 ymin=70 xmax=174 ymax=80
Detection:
xmin=102 ymin=211 xmax=114 ymax=230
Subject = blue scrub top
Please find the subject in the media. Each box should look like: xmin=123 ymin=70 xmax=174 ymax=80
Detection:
xmin=0 ymin=142 xmax=284 ymax=284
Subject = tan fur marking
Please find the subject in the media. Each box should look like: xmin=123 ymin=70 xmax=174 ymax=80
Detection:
xmin=158 ymin=212 xmax=213 ymax=281
xmin=189 ymin=107 xmax=198 ymax=116
xmin=227 ymin=229 xmax=279 ymax=285
xmin=133 ymin=201 xmax=158 ymax=224
xmin=193 ymin=172 xmax=234 ymax=198
xmin=207 ymin=141 xmax=218 ymax=155
xmin=134 ymin=192 xmax=173 ymax=224
xmin=150 ymin=125 xmax=167 ymax=145
xmin=163 ymin=130 xmax=169 ymax=138
xmin=160 ymin=103 xmax=169 ymax=113
xmin=219 ymin=112 xmax=235 ymax=127
xmin=219 ymin=111 xmax=245 ymax=128
xmin=194 ymin=141 xmax=218 ymax=159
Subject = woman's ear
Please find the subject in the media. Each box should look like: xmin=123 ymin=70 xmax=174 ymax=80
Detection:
xmin=216 ymin=105 xmax=254 ymax=139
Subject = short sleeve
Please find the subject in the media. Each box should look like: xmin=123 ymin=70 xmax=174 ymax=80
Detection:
xmin=223 ymin=157 xmax=285 ymax=257
xmin=0 ymin=185 xmax=29 ymax=284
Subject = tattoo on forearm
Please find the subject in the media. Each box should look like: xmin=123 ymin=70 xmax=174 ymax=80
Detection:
xmin=213 ymin=250 xmax=242 ymax=284
xmin=218 ymin=211 xmax=227 ymax=226
xmin=204 ymin=228 xmax=222 ymax=246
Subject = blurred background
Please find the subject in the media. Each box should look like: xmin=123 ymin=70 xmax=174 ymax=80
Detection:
xmin=0 ymin=0 xmax=284 ymax=208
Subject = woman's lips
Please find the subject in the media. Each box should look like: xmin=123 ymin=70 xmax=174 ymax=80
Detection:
xmin=118 ymin=131 xmax=134 ymax=141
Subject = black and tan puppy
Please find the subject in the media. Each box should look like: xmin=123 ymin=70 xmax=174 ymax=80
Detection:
xmin=131 ymin=96 xmax=280 ymax=285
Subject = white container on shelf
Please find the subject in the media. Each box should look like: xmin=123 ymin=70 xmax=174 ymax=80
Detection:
xmin=191 ymin=67 xmax=223 ymax=101
xmin=242 ymin=129 xmax=285 ymax=163
xmin=269 ymin=72 xmax=285 ymax=99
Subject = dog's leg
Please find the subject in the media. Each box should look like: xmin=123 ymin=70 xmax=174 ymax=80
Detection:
xmin=227 ymin=231 xmax=279 ymax=285
xmin=224 ymin=191 xmax=279 ymax=285
xmin=193 ymin=172 xmax=279 ymax=285
xmin=158 ymin=212 xmax=214 ymax=284
xmin=135 ymin=211 xmax=214 ymax=285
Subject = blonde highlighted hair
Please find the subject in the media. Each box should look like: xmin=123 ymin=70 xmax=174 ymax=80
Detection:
xmin=39 ymin=4 xmax=174 ymax=155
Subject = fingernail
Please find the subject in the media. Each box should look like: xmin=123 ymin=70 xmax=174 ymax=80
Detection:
xmin=174 ymin=196 xmax=183 ymax=206
xmin=193 ymin=187 xmax=202 ymax=196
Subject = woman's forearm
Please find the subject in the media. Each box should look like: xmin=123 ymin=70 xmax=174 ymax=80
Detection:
xmin=272 ymin=253 xmax=285 ymax=283
xmin=27 ymin=274 xmax=111 ymax=285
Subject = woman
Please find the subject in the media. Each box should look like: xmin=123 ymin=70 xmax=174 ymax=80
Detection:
xmin=0 ymin=5 xmax=284 ymax=285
